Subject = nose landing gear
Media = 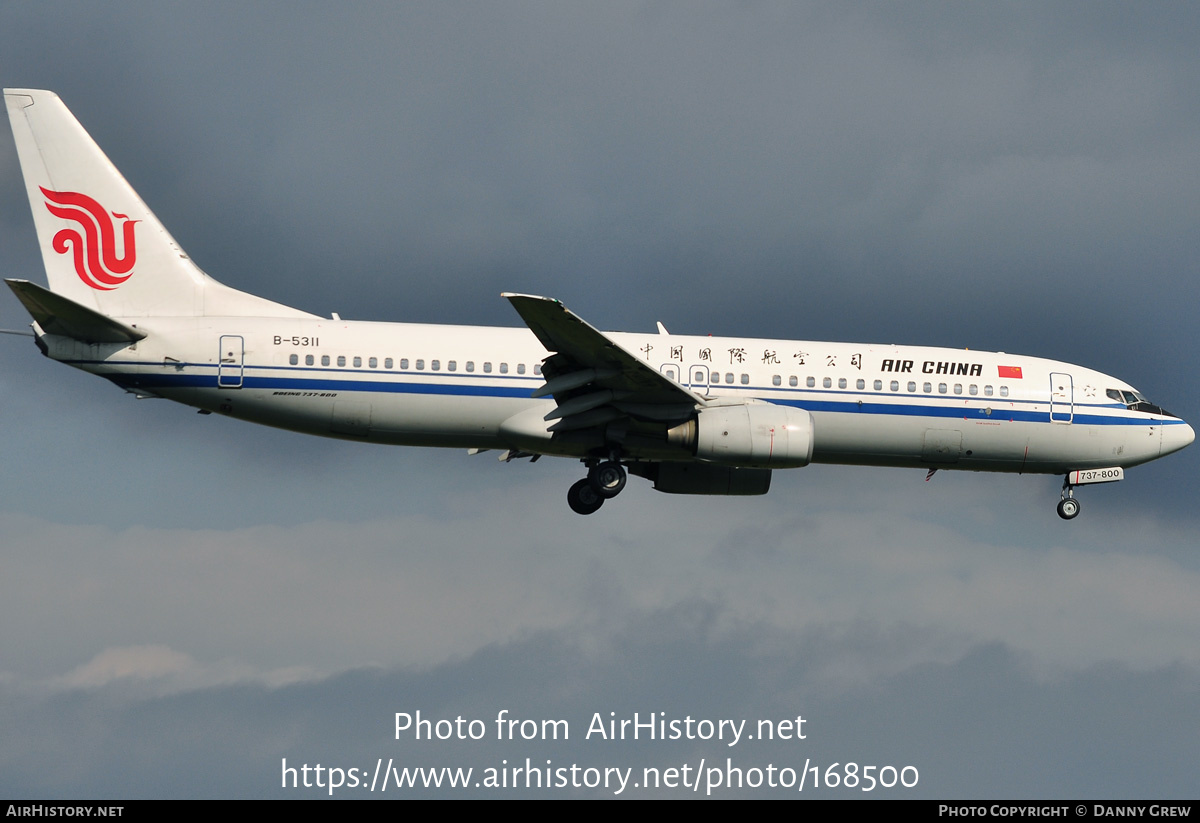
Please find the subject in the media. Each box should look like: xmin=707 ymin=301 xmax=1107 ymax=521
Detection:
xmin=1057 ymin=475 xmax=1080 ymax=520
xmin=566 ymin=460 xmax=628 ymax=515
xmin=1055 ymin=468 xmax=1126 ymax=520
xmin=1056 ymin=495 xmax=1080 ymax=520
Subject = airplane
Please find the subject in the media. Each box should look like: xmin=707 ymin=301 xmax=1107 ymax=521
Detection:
xmin=4 ymin=89 xmax=1193 ymax=518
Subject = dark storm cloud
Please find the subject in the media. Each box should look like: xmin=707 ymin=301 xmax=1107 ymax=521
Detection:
xmin=7 ymin=4 xmax=1199 ymax=331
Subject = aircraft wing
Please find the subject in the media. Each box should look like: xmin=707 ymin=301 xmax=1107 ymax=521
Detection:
xmin=503 ymin=293 xmax=706 ymax=432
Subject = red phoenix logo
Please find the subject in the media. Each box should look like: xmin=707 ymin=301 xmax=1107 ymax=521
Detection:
xmin=41 ymin=187 xmax=139 ymax=290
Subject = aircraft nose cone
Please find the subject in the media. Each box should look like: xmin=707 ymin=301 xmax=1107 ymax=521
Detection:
xmin=1162 ymin=421 xmax=1195 ymax=456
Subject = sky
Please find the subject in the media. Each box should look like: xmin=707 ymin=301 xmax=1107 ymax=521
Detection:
xmin=1 ymin=1 xmax=1198 ymax=799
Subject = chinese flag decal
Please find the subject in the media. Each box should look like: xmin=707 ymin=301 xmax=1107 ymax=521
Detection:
xmin=998 ymin=365 xmax=1023 ymax=379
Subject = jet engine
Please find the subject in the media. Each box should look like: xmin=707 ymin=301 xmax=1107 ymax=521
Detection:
xmin=666 ymin=403 xmax=814 ymax=468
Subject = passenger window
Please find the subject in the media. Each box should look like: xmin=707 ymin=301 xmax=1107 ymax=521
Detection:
xmin=431 ymin=360 xmax=440 ymax=371
xmin=823 ymin=377 xmax=832 ymax=388
xmin=385 ymin=357 xmax=393 ymax=369
xmin=874 ymin=380 xmax=882 ymax=390
xmin=890 ymin=381 xmax=899 ymax=392
xmin=789 ymin=376 xmax=798 ymax=387
xmin=534 ymin=364 xmax=542 ymax=376
xmin=1000 ymin=386 xmax=1009 ymax=397
xmin=984 ymin=385 xmax=993 ymax=396
xmin=415 ymin=359 xmax=423 ymax=370
xmin=938 ymin=383 xmax=947 ymax=394
xmin=484 ymin=362 xmax=493 ymax=373
xmin=954 ymin=384 xmax=962 ymax=395
xmin=399 ymin=358 xmax=408 ymax=369
xmin=305 ymin=354 xmax=314 ymax=366
xmin=500 ymin=363 xmax=509 ymax=374
xmin=725 ymin=373 xmax=734 ymax=384
xmin=517 ymin=363 xmax=525 ymax=375
xmin=772 ymin=375 xmax=781 ymax=386
xmin=448 ymin=361 xmax=456 ymax=372
xmin=838 ymin=378 xmax=847 ymax=389
xmin=969 ymin=384 xmax=978 ymax=396
xmin=289 ymin=354 xmax=298 ymax=365
xmin=923 ymin=382 xmax=932 ymax=393
xmin=338 ymin=355 xmax=347 ymax=367
xmin=466 ymin=361 xmax=474 ymax=372
xmin=711 ymin=373 xmax=720 ymax=384
xmin=354 ymin=356 xmax=363 ymax=368
xmin=740 ymin=373 xmax=749 ymax=385
xmin=321 ymin=355 xmax=330 ymax=366
xmin=908 ymin=382 xmax=916 ymax=392
xmin=696 ymin=370 xmax=707 ymax=382
xmin=369 ymin=357 xmax=378 ymax=369
xmin=856 ymin=379 xmax=865 ymax=390
xmin=806 ymin=377 xmax=815 ymax=388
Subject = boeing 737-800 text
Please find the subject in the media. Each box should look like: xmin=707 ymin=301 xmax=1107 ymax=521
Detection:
xmin=5 ymin=90 xmax=1192 ymax=517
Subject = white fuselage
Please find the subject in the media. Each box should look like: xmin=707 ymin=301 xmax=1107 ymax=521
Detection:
xmin=42 ymin=314 xmax=1193 ymax=475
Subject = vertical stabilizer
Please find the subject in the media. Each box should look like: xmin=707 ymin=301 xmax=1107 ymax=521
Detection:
xmin=5 ymin=89 xmax=313 ymax=319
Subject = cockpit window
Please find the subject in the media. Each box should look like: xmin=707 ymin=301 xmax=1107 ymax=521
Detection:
xmin=1108 ymin=387 xmax=1176 ymax=418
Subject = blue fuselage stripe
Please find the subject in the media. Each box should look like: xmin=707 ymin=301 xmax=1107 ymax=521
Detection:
xmin=92 ymin=364 xmax=1183 ymax=428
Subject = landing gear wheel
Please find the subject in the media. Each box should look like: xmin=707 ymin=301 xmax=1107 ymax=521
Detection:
xmin=568 ymin=478 xmax=604 ymax=515
xmin=588 ymin=461 xmax=627 ymax=499
xmin=1057 ymin=498 xmax=1080 ymax=520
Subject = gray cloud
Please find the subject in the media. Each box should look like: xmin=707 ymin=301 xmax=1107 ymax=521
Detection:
xmin=2 ymin=624 xmax=1197 ymax=798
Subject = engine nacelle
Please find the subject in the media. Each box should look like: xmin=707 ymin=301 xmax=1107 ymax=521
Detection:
xmin=668 ymin=403 xmax=814 ymax=468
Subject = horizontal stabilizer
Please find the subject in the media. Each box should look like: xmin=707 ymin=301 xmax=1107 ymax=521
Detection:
xmin=5 ymin=279 xmax=146 ymax=343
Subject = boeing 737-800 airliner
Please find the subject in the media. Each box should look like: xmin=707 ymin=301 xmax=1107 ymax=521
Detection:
xmin=4 ymin=90 xmax=1192 ymax=517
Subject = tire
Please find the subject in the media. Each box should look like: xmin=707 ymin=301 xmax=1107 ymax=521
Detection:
xmin=1057 ymin=498 xmax=1080 ymax=520
xmin=588 ymin=461 xmax=627 ymax=499
xmin=568 ymin=478 xmax=604 ymax=515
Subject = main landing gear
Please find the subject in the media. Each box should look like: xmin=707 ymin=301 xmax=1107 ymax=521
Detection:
xmin=1057 ymin=476 xmax=1080 ymax=520
xmin=566 ymin=460 xmax=627 ymax=515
